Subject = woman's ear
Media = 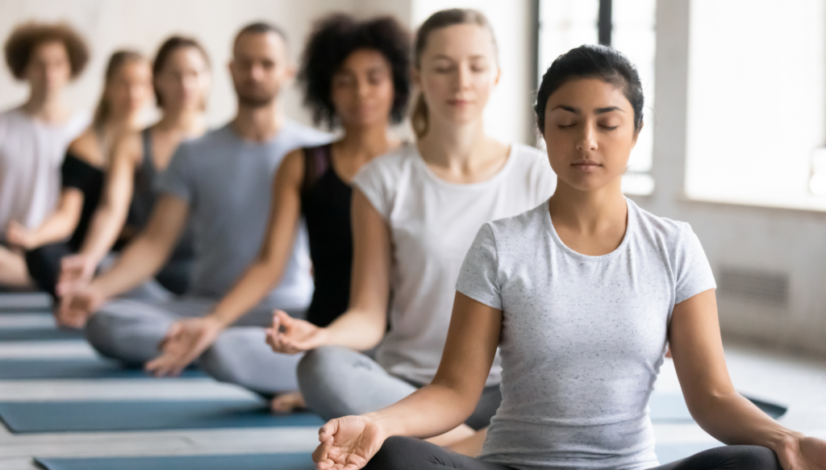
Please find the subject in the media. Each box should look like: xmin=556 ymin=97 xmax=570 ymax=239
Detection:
xmin=493 ymin=67 xmax=502 ymax=86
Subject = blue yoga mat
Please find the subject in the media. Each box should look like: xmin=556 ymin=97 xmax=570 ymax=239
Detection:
xmin=35 ymin=453 xmax=315 ymax=470
xmin=0 ymin=292 xmax=52 ymax=311
xmin=0 ymin=358 xmax=206 ymax=379
xmin=0 ymin=328 xmax=84 ymax=341
xmin=0 ymin=400 xmax=325 ymax=433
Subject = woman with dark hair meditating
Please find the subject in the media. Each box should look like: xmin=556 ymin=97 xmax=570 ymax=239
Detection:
xmin=308 ymin=45 xmax=826 ymax=470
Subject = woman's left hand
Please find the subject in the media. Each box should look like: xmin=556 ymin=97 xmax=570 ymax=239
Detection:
xmin=777 ymin=435 xmax=826 ymax=470
xmin=6 ymin=221 xmax=36 ymax=249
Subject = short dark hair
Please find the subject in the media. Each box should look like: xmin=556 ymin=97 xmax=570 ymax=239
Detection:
xmin=299 ymin=14 xmax=411 ymax=129
xmin=535 ymin=44 xmax=644 ymax=134
xmin=153 ymin=36 xmax=211 ymax=106
xmin=235 ymin=21 xmax=288 ymax=45
xmin=4 ymin=21 xmax=89 ymax=80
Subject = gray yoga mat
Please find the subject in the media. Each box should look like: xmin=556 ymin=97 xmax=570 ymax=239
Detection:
xmin=35 ymin=453 xmax=315 ymax=470
xmin=0 ymin=358 xmax=206 ymax=379
xmin=0 ymin=399 xmax=325 ymax=433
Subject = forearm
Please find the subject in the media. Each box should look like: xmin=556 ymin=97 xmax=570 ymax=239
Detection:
xmin=78 ymin=204 xmax=128 ymax=264
xmin=323 ymin=310 xmax=386 ymax=350
xmin=210 ymin=261 xmax=284 ymax=327
xmin=27 ymin=211 xmax=78 ymax=247
xmin=692 ymin=391 xmax=800 ymax=452
xmin=367 ymin=383 xmax=476 ymax=440
xmin=90 ymin=236 xmax=169 ymax=298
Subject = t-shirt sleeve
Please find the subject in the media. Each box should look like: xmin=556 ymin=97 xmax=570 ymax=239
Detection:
xmin=61 ymin=154 xmax=93 ymax=190
xmin=456 ymin=223 xmax=503 ymax=310
xmin=352 ymin=158 xmax=390 ymax=219
xmin=674 ymin=223 xmax=717 ymax=304
xmin=155 ymin=143 xmax=192 ymax=202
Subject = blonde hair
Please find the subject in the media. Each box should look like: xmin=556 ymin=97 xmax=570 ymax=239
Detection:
xmin=93 ymin=50 xmax=147 ymax=129
xmin=411 ymin=8 xmax=497 ymax=138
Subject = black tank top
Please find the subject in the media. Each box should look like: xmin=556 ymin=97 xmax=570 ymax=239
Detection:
xmin=61 ymin=153 xmax=104 ymax=250
xmin=126 ymin=127 xmax=194 ymax=262
xmin=300 ymin=144 xmax=353 ymax=327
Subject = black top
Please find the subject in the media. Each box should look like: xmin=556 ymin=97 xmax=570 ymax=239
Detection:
xmin=61 ymin=153 xmax=104 ymax=250
xmin=300 ymin=144 xmax=353 ymax=327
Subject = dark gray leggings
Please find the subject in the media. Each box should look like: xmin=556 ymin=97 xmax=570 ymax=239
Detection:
xmin=364 ymin=437 xmax=782 ymax=470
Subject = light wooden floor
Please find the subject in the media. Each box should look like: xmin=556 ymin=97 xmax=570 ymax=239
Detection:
xmin=1 ymin=294 xmax=824 ymax=469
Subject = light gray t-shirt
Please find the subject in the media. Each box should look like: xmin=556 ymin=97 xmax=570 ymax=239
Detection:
xmin=456 ymin=198 xmax=716 ymax=470
xmin=0 ymin=107 xmax=89 ymax=234
xmin=353 ymin=142 xmax=556 ymax=386
xmin=157 ymin=121 xmax=330 ymax=309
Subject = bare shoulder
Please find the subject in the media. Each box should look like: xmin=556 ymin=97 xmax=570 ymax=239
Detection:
xmin=276 ymin=148 xmax=306 ymax=187
xmin=110 ymin=131 xmax=143 ymax=167
xmin=67 ymin=128 xmax=103 ymax=165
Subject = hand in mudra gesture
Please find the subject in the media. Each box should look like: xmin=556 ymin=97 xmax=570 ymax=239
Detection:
xmin=264 ymin=310 xmax=328 ymax=354
xmin=313 ymin=415 xmax=386 ymax=470
xmin=777 ymin=435 xmax=826 ymax=470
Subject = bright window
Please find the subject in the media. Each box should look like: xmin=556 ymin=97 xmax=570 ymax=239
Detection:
xmin=686 ymin=0 xmax=826 ymax=211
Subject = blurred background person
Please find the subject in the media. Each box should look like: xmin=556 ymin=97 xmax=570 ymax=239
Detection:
xmin=5 ymin=50 xmax=153 ymax=299
xmin=142 ymin=14 xmax=412 ymax=411
xmin=0 ymin=22 xmax=90 ymax=289
xmin=57 ymin=36 xmax=212 ymax=299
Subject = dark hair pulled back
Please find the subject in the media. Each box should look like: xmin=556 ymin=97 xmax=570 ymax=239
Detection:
xmin=535 ymin=44 xmax=644 ymax=134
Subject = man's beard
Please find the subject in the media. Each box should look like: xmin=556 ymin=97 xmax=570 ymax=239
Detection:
xmin=236 ymin=86 xmax=276 ymax=108
xmin=237 ymin=94 xmax=274 ymax=108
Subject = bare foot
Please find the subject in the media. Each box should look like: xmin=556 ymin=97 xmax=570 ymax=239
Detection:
xmin=271 ymin=391 xmax=306 ymax=413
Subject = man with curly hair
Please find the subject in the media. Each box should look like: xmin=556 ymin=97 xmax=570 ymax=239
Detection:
xmin=1 ymin=22 xmax=90 ymax=288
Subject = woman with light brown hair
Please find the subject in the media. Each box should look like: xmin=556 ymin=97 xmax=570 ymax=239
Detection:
xmin=6 ymin=50 xmax=153 ymax=298
xmin=55 ymin=36 xmax=212 ymax=310
xmin=0 ymin=22 xmax=90 ymax=289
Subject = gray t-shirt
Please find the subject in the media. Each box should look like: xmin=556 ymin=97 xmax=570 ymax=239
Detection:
xmin=157 ymin=121 xmax=329 ymax=308
xmin=456 ymin=198 xmax=716 ymax=470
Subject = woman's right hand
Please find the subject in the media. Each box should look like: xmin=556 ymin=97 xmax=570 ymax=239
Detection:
xmin=313 ymin=415 xmax=387 ymax=470
xmin=265 ymin=310 xmax=329 ymax=354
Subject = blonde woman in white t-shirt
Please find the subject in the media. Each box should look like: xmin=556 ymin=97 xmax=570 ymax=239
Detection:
xmin=266 ymin=8 xmax=555 ymax=451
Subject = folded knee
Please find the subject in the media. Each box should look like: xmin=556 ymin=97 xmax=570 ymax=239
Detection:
xmin=363 ymin=436 xmax=422 ymax=470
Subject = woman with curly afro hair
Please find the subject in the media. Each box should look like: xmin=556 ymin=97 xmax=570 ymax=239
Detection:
xmin=139 ymin=14 xmax=412 ymax=412
xmin=1 ymin=22 xmax=91 ymax=289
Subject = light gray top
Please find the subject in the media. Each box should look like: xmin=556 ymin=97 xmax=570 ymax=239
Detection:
xmin=157 ymin=121 xmax=330 ymax=308
xmin=353 ymin=142 xmax=556 ymax=386
xmin=456 ymin=198 xmax=716 ymax=470
xmin=0 ymin=107 xmax=89 ymax=233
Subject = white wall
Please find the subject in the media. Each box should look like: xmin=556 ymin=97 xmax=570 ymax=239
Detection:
xmin=637 ymin=0 xmax=826 ymax=356
xmin=0 ymin=0 xmax=359 ymax=127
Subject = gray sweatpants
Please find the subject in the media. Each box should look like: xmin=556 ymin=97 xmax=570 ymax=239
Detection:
xmin=298 ymin=346 xmax=502 ymax=430
xmin=85 ymin=296 xmax=304 ymax=395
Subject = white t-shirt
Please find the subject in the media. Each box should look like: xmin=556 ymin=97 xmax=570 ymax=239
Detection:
xmin=0 ymin=107 xmax=89 ymax=234
xmin=352 ymin=142 xmax=556 ymax=385
xmin=456 ymin=198 xmax=717 ymax=470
